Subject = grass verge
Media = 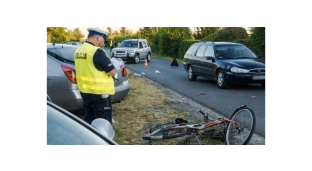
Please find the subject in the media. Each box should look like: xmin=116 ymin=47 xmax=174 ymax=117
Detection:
xmin=112 ymin=69 xmax=223 ymax=145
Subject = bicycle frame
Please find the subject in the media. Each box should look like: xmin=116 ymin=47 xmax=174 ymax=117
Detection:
xmin=167 ymin=117 xmax=238 ymax=132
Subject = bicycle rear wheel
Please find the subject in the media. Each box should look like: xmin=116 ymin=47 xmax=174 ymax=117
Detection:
xmin=225 ymin=106 xmax=256 ymax=145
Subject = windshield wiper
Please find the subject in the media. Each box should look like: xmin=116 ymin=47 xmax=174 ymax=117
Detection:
xmin=48 ymin=51 xmax=64 ymax=62
xmin=47 ymin=51 xmax=73 ymax=63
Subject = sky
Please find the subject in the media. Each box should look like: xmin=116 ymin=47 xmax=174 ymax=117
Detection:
xmin=65 ymin=24 xmax=249 ymax=37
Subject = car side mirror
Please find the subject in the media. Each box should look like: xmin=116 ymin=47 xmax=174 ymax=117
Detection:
xmin=91 ymin=118 xmax=115 ymax=140
xmin=206 ymin=56 xmax=215 ymax=62
xmin=206 ymin=56 xmax=213 ymax=60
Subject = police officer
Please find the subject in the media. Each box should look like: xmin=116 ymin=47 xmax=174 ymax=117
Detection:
xmin=74 ymin=27 xmax=118 ymax=125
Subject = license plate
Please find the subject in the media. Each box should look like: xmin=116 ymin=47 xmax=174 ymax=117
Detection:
xmin=116 ymin=54 xmax=125 ymax=57
xmin=252 ymin=75 xmax=265 ymax=80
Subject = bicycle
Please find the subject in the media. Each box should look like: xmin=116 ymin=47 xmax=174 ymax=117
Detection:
xmin=143 ymin=105 xmax=256 ymax=145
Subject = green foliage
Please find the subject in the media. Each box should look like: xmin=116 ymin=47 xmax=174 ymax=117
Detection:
xmin=249 ymin=27 xmax=265 ymax=59
xmin=193 ymin=27 xmax=221 ymax=39
xmin=47 ymin=27 xmax=84 ymax=43
xmin=234 ymin=27 xmax=265 ymax=59
xmin=120 ymin=27 xmax=127 ymax=34
xmin=202 ymin=27 xmax=249 ymax=41
xmin=152 ymin=27 xmax=192 ymax=57
xmin=178 ymin=39 xmax=200 ymax=59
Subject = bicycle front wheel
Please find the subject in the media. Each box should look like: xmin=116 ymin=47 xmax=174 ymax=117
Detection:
xmin=225 ymin=106 xmax=256 ymax=145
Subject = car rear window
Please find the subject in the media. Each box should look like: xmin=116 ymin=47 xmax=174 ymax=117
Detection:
xmin=48 ymin=46 xmax=77 ymax=62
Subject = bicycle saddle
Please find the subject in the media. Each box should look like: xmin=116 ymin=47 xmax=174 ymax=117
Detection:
xmin=175 ymin=118 xmax=189 ymax=124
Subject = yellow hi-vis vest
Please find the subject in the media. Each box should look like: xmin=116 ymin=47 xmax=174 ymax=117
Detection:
xmin=110 ymin=40 xmax=113 ymax=47
xmin=74 ymin=43 xmax=115 ymax=95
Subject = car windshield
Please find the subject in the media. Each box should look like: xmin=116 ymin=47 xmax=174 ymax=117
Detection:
xmin=47 ymin=105 xmax=110 ymax=145
xmin=215 ymin=45 xmax=257 ymax=59
xmin=48 ymin=46 xmax=77 ymax=62
xmin=119 ymin=41 xmax=138 ymax=48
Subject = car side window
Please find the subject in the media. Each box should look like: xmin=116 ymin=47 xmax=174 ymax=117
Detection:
xmin=203 ymin=46 xmax=214 ymax=57
xmin=185 ymin=44 xmax=201 ymax=55
xmin=195 ymin=45 xmax=207 ymax=57
xmin=142 ymin=41 xmax=147 ymax=48
xmin=146 ymin=41 xmax=150 ymax=47
xmin=139 ymin=42 xmax=143 ymax=48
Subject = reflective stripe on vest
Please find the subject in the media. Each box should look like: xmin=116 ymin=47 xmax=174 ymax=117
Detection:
xmin=74 ymin=43 xmax=115 ymax=95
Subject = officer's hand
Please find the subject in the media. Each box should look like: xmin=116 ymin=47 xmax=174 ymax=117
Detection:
xmin=116 ymin=58 xmax=122 ymax=61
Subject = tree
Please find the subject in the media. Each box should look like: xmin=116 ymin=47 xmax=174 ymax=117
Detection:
xmin=71 ymin=28 xmax=84 ymax=41
xmin=47 ymin=27 xmax=84 ymax=43
xmin=126 ymin=29 xmax=133 ymax=35
xmin=107 ymin=27 xmax=112 ymax=34
xmin=193 ymin=27 xmax=221 ymax=39
xmin=47 ymin=27 xmax=67 ymax=42
xmin=120 ymin=27 xmax=127 ymax=34
xmin=202 ymin=27 xmax=249 ymax=41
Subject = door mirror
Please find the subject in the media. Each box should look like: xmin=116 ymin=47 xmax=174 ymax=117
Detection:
xmin=91 ymin=118 xmax=115 ymax=140
xmin=207 ymin=56 xmax=213 ymax=60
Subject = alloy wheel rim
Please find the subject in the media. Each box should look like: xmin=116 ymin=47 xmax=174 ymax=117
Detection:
xmin=188 ymin=68 xmax=192 ymax=78
xmin=218 ymin=72 xmax=223 ymax=86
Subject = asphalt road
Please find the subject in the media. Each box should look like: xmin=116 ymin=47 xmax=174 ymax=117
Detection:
xmin=105 ymin=49 xmax=265 ymax=138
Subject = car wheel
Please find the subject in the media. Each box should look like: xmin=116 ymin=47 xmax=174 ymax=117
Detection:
xmin=147 ymin=53 xmax=151 ymax=62
xmin=188 ymin=66 xmax=197 ymax=81
xmin=261 ymin=82 xmax=265 ymax=88
xmin=217 ymin=70 xmax=229 ymax=89
xmin=134 ymin=53 xmax=140 ymax=64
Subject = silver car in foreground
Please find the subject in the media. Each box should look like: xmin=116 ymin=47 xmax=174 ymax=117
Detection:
xmin=111 ymin=39 xmax=152 ymax=64
xmin=47 ymin=43 xmax=130 ymax=111
xmin=47 ymin=101 xmax=117 ymax=145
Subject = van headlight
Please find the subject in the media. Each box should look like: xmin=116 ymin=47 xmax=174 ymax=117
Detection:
xmin=230 ymin=67 xmax=249 ymax=73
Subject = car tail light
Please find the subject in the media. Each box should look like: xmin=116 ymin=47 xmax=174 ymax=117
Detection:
xmin=61 ymin=65 xmax=77 ymax=84
xmin=120 ymin=65 xmax=127 ymax=77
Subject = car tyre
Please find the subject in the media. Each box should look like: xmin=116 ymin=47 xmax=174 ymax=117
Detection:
xmin=188 ymin=66 xmax=197 ymax=81
xmin=217 ymin=70 xmax=229 ymax=89
xmin=146 ymin=53 xmax=151 ymax=62
xmin=134 ymin=53 xmax=140 ymax=64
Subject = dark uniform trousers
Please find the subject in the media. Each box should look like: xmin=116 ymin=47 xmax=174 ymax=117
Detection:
xmin=80 ymin=92 xmax=112 ymax=124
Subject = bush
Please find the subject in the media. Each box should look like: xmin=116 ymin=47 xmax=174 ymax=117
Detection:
xmin=152 ymin=28 xmax=192 ymax=58
xmin=250 ymin=27 xmax=265 ymax=59
xmin=178 ymin=39 xmax=200 ymax=59
xmin=202 ymin=27 xmax=249 ymax=41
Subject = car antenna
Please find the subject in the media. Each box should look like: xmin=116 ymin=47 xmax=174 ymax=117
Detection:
xmin=52 ymin=36 xmax=59 ymax=46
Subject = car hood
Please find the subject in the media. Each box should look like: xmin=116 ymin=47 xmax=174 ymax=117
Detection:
xmin=113 ymin=47 xmax=138 ymax=51
xmin=222 ymin=58 xmax=265 ymax=69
